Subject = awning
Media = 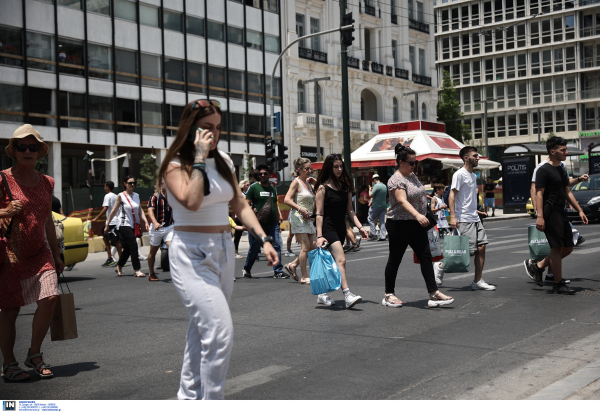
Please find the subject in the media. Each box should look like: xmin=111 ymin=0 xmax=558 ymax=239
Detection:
xmin=311 ymin=154 xmax=484 ymax=170
xmin=504 ymin=144 xmax=585 ymax=156
xmin=437 ymin=158 xmax=501 ymax=170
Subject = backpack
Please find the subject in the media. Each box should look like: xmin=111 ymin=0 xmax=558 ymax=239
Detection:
xmin=442 ymin=186 xmax=451 ymax=206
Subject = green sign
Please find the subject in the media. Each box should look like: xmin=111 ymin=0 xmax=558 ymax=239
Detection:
xmin=579 ymin=153 xmax=600 ymax=160
xmin=579 ymin=130 xmax=600 ymax=138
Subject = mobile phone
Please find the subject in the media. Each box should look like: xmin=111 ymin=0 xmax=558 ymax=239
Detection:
xmin=188 ymin=126 xmax=203 ymax=143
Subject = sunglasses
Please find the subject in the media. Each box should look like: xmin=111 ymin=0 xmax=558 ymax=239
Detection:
xmin=328 ymin=153 xmax=343 ymax=160
xmin=126 ymin=181 xmax=136 ymax=185
xmin=302 ymin=167 xmax=313 ymax=171
xmin=259 ymin=172 xmax=270 ymax=176
xmin=191 ymin=99 xmax=221 ymax=110
xmin=15 ymin=144 xmax=40 ymax=153
xmin=404 ymin=160 xmax=419 ymax=167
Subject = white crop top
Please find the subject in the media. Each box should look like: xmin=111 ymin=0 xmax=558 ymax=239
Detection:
xmin=165 ymin=150 xmax=235 ymax=226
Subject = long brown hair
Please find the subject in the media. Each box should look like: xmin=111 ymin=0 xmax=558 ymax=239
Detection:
xmin=314 ymin=154 xmax=354 ymax=194
xmin=157 ymin=102 xmax=235 ymax=193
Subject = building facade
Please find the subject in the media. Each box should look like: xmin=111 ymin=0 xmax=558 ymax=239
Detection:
xmin=0 ymin=0 xmax=282 ymax=213
xmin=281 ymin=0 xmax=438 ymax=176
xmin=434 ymin=0 xmax=600 ymax=170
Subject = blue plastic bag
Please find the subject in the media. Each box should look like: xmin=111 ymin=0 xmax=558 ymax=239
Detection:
xmin=307 ymin=247 xmax=342 ymax=295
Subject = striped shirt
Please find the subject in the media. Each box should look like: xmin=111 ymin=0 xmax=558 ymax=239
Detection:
xmin=148 ymin=192 xmax=174 ymax=226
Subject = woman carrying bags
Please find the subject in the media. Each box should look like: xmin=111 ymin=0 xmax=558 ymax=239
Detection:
xmin=104 ymin=175 xmax=149 ymax=277
xmin=431 ymin=183 xmax=450 ymax=238
xmin=382 ymin=145 xmax=454 ymax=309
xmin=314 ymin=154 xmax=368 ymax=309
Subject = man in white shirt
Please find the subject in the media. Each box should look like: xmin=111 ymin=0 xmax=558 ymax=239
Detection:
xmin=434 ymin=146 xmax=496 ymax=291
xmin=91 ymin=181 xmax=122 ymax=266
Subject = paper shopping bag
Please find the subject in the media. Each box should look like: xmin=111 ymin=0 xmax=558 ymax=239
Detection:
xmin=528 ymin=225 xmax=551 ymax=262
xmin=442 ymin=229 xmax=470 ymax=273
xmin=50 ymin=293 xmax=78 ymax=341
xmin=414 ymin=227 xmax=443 ymax=263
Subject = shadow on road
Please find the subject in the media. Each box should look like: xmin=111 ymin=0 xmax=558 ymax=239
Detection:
xmin=59 ymin=277 xmax=96 ymax=283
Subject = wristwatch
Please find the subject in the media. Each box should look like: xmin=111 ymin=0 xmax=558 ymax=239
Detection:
xmin=260 ymin=235 xmax=274 ymax=246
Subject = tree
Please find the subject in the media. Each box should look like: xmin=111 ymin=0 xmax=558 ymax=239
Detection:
xmin=437 ymin=70 xmax=471 ymax=143
xmin=136 ymin=154 xmax=158 ymax=189
xmin=241 ymin=151 xmax=255 ymax=180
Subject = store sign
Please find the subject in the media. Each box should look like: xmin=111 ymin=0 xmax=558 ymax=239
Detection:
xmin=502 ymin=157 xmax=532 ymax=206
xmin=300 ymin=146 xmax=324 ymax=162
xmin=579 ymin=130 xmax=600 ymax=138
xmin=378 ymin=121 xmax=446 ymax=135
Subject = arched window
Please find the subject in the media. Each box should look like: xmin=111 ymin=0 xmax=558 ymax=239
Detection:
xmin=410 ymin=101 xmax=416 ymax=120
xmin=422 ymin=103 xmax=427 ymax=120
xmin=297 ymin=81 xmax=305 ymax=113
xmin=393 ymin=97 xmax=399 ymax=122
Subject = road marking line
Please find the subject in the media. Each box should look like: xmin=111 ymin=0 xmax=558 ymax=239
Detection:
xmin=226 ymin=365 xmax=290 ymax=395
xmin=572 ymin=246 xmax=600 ymax=255
xmin=444 ymin=263 xmax=523 ymax=281
xmin=528 ymin=359 xmax=600 ymax=400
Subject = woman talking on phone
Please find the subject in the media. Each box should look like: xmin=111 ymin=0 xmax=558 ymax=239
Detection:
xmin=313 ymin=154 xmax=368 ymax=309
xmin=158 ymin=99 xmax=278 ymax=400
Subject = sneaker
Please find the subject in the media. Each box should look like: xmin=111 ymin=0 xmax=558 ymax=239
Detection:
xmin=381 ymin=294 xmax=403 ymax=308
xmin=344 ymin=292 xmax=363 ymax=309
xmin=367 ymin=235 xmax=378 ymax=241
xmin=355 ymin=237 xmax=362 ymax=248
xmin=242 ymin=269 xmax=252 ymax=278
xmin=545 ymin=276 xmax=570 ymax=284
xmin=524 ymin=259 xmax=544 ymax=286
xmin=378 ymin=238 xmax=387 ymax=241
xmin=427 ymin=295 xmax=454 ymax=308
xmin=552 ymin=279 xmax=576 ymax=295
xmin=343 ymin=244 xmax=353 ymax=253
xmin=107 ymin=259 xmax=118 ymax=266
xmin=576 ymin=235 xmax=586 ymax=246
xmin=274 ymin=272 xmax=290 ymax=279
xmin=471 ymin=279 xmax=496 ymax=291
xmin=102 ymin=257 xmax=116 ymax=267
xmin=317 ymin=294 xmax=335 ymax=306
xmin=138 ymin=254 xmax=148 ymax=261
xmin=284 ymin=251 xmax=296 ymax=257
xmin=235 ymin=254 xmax=245 ymax=259
xmin=433 ymin=262 xmax=444 ymax=286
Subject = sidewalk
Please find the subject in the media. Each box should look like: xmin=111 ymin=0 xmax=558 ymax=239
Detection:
xmin=481 ymin=208 xmax=531 ymax=223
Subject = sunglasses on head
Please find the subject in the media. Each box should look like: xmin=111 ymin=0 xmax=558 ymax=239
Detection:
xmin=191 ymin=99 xmax=221 ymax=110
xmin=328 ymin=153 xmax=343 ymax=160
xmin=15 ymin=144 xmax=40 ymax=153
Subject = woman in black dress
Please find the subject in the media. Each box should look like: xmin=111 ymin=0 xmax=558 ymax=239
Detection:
xmin=314 ymin=154 xmax=368 ymax=309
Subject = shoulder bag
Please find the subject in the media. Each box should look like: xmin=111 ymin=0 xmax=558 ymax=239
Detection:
xmin=255 ymin=190 xmax=273 ymax=226
xmin=123 ymin=193 xmax=142 ymax=238
xmin=0 ymin=172 xmax=15 ymax=265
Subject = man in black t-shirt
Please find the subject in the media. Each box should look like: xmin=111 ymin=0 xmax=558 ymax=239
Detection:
xmin=483 ymin=177 xmax=496 ymax=216
xmin=524 ymin=137 xmax=588 ymax=294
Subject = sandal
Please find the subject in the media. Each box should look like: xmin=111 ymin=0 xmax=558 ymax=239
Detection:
xmin=381 ymin=293 xmax=403 ymax=307
xmin=428 ymin=291 xmax=454 ymax=308
xmin=2 ymin=362 xmax=30 ymax=381
xmin=149 ymin=274 xmax=159 ymax=281
xmin=300 ymin=278 xmax=310 ymax=285
xmin=134 ymin=272 xmax=146 ymax=277
xmin=284 ymin=264 xmax=298 ymax=281
xmin=24 ymin=351 xmax=53 ymax=379
xmin=115 ymin=269 xmax=124 ymax=277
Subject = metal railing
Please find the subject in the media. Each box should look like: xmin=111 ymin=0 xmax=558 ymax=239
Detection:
xmin=412 ymin=73 xmax=432 ymax=86
xmin=409 ymin=18 xmax=430 ymax=34
xmin=347 ymin=56 xmax=359 ymax=68
xmin=371 ymin=61 xmax=383 ymax=74
xmin=362 ymin=60 xmax=369 ymax=71
xmin=395 ymin=68 xmax=409 ymax=79
xmin=386 ymin=66 xmax=393 ymax=76
xmin=298 ymin=47 xmax=328 ymax=63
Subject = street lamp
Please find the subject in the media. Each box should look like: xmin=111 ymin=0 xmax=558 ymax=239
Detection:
xmin=302 ymin=77 xmax=330 ymax=162
xmin=473 ymin=98 xmax=498 ymax=161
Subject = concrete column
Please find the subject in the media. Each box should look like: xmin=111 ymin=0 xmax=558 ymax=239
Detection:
xmin=105 ymin=145 xmax=118 ymax=186
xmin=47 ymin=142 xmax=62 ymax=199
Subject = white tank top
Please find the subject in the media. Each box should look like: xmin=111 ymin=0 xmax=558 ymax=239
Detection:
xmin=117 ymin=192 xmax=140 ymax=228
xmin=165 ymin=150 xmax=235 ymax=227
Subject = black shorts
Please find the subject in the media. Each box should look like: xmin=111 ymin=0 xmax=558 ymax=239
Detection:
xmin=322 ymin=222 xmax=346 ymax=246
xmin=544 ymin=211 xmax=574 ymax=248
xmin=103 ymin=224 xmax=123 ymax=245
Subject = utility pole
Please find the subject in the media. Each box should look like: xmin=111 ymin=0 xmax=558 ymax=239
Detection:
xmin=403 ymin=90 xmax=430 ymax=120
xmin=340 ymin=0 xmax=352 ymax=173
xmin=537 ymin=107 xmax=541 ymax=164
xmin=474 ymin=98 xmax=498 ymax=160
xmin=302 ymin=77 xmax=330 ymax=162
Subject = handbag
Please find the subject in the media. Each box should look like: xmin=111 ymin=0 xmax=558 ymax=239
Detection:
xmin=255 ymin=191 xmax=273 ymax=226
xmin=123 ymin=193 xmax=142 ymax=238
xmin=0 ymin=172 xmax=15 ymax=265
xmin=308 ymin=247 xmax=342 ymax=295
xmin=414 ymin=227 xmax=443 ymax=263
xmin=50 ymin=273 xmax=78 ymax=341
xmin=424 ymin=209 xmax=437 ymax=231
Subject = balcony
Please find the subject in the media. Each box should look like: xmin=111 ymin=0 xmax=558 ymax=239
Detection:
xmin=395 ymin=68 xmax=409 ymax=79
xmin=360 ymin=3 xmax=377 ymax=17
xmin=347 ymin=56 xmax=359 ymax=69
xmin=371 ymin=61 xmax=383 ymax=74
xmin=296 ymin=113 xmax=385 ymax=136
xmin=386 ymin=66 xmax=392 ymax=76
xmin=299 ymin=47 xmax=328 ymax=64
xmin=412 ymin=73 xmax=432 ymax=86
xmin=409 ymin=18 xmax=430 ymax=34
xmin=391 ymin=14 xmax=398 ymax=24
xmin=362 ymin=60 xmax=369 ymax=71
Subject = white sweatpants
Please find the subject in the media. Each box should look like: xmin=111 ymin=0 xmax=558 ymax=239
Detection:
xmin=169 ymin=230 xmax=235 ymax=400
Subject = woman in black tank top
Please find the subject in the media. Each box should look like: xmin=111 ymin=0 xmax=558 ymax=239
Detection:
xmin=313 ymin=154 xmax=369 ymax=309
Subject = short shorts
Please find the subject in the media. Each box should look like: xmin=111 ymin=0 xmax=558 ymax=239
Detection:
xmin=321 ymin=221 xmax=346 ymax=247
xmin=149 ymin=223 xmax=174 ymax=247
xmin=543 ymin=211 xmax=574 ymax=248
xmin=103 ymin=224 xmax=123 ymax=244
xmin=459 ymin=221 xmax=489 ymax=255
xmin=484 ymin=198 xmax=495 ymax=208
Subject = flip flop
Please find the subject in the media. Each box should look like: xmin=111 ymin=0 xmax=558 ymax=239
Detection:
xmin=134 ymin=272 xmax=146 ymax=277
xmin=300 ymin=278 xmax=310 ymax=285
xmin=284 ymin=264 xmax=298 ymax=281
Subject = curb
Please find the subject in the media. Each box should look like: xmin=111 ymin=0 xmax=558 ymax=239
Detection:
xmin=483 ymin=215 xmax=531 ymax=223
xmin=529 ymin=359 xmax=600 ymax=400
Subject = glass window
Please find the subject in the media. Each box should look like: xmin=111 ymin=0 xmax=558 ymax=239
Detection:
xmin=58 ymin=0 xmax=81 ymax=10
xmin=565 ymin=15 xmax=575 ymax=40
xmin=0 ymin=83 xmax=24 ymax=123
xmin=452 ymin=7 xmax=459 ymax=29
xmin=497 ymin=115 xmax=506 ymax=137
xmin=26 ymin=31 xmax=55 ymax=72
xmin=554 ymin=48 xmax=563 ymax=72
xmin=565 ymin=46 xmax=575 ymax=70
xmin=496 ymin=84 xmax=505 ymax=108
xmin=487 ymin=116 xmax=495 ymax=138
xmin=484 ymin=32 xmax=493 ymax=54
xmin=166 ymin=104 xmax=185 ymax=136
xmin=296 ymin=14 xmax=305 ymax=48
xmin=506 ymin=0 xmax=515 ymax=19
xmin=471 ymin=4 xmax=479 ymax=26
xmin=89 ymin=95 xmax=113 ymax=130
xmin=472 ymin=33 xmax=480 ymax=55
xmin=474 ymin=87 xmax=481 ymax=111
xmin=473 ymin=61 xmax=481 ymax=83
xmin=419 ymin=49 xmax=426 ymax=76
xmin=140 ymin=4 xmax=160 ymax=27
xmin=495 ymin=30 xmax=503 ymax=52
xmin=186 ymin=15 xmax=205 ymax=37
xmin=452 ymin=36 xmax=459 ymax=58
xmin=58 ymin=37 xmax=85 ymax=76
xmin=566 ymin=75 xmax=576 ymax=101
xmin=519 ymin=113 xmax=528 ymax=135
xmin=567 ymin=108 xmax=577 ymax=131
xmin=310 ymin=18 xmax=320 ymax=52
xmin=164 ymin=58 xmax=184 ymax=91
xmin=462 ymin=34 xmax=470 ymax=57
xmin=555 ymin=108 xmax=565 ymax=132
xmin=229 ymin=112 xmax=246 ymax=142
xmin=484 ymin=1 xmax=492 ymax=24
xmin=248 ymin=73 xmax=263 ymax=103
xmin=88 ymin=43 xmax=112 ymax=80
xmin=463 ymin=89 xmax=471 ymax=112
xmin=409 ymin=0 xmax=415 ymax=20
xmin=410 ymin=101 xmax=416 ymax=120
xmin=452 ymin=64 xmax=460 ymax=84
xmin=0 ymin=25 xmax=23 ymax=67
xmin=264 ymin=0 xmax=279 ymax=13
xmin=116 ymin=98 xmax=139 ymax=134
xmin=506 ymin=27 xmax=514 ymax=50
xmin=486 ymin=85 xmax=494 ymax=109
xmin=544 ymin=79 xmax=553 ymax=103
xmin=228 ymin=69 xmax=245 ymax=100
xmin=142 ymin=101 xmax=163 ymax=135
xmin=187 ymin=62 xmax=206 ymax=94
xmin=207 ymin=21 xmax=225 ymax=42
xmin=115 ymin=48 xmax=138 ymax=84
xmin=507 ymin=56 xmax=515 ymax=79
xmin=496 ymin=57 xmax=504 ymax=80
xmin=265 ymin=35 xmax=280 ymax=54
xmin=59 ymin=91 xmax=86 ymax=129
xmin=555 ymin=78 xmax=564 ymax=102
xmin=463 ymin=62 xmax=471 ymax=84
xmin=507 ymin=84 xmax=516 ymax=107
xmin=442 ymin=38 xmax=449 ymax=60
xmin=164 ymin=10 xmax=183 ymax=33
xmin=297 ymin=81 xmax=305 ymax=112
xmin=246 ymin=30 xmax=262 ymax=51
xmin=531 ymin=52 xmax=540 ymax=76
xmin=248 ymin=115 xmax=265 ymax=142
xmin=530 ymin=0 xmax=539 ymax=14
xmin=544 ymin=110 xmax=553 ymax=133
xmin=462 ymin=6 xmax=469 ymax=28
xmin=554 ymin=17 xmax=562 ymax=42
xmin=409 ymin=46 xmax=415 ymax=74
xmin=208 ymin=66 xmax=226 ymax=97
xmin=392 ymin=40 xmax=398 ymax=67
xmin=517 ymin=0 xmax=526 ymax=17
xmin=227 ymin=26 xmax=244 ymax=46
xmin=485 ymin=59 xmax=493 ymax=81
xmin=266 ymin=75 xmax=281 ymax=102
xmin=543 ymin=50 xmax=552 ymax=74
xmin=518 ymin=53 xmax=526 ymax=77
xmin=114 ymin=0 xmax=136 ymax=22
xmin=87 ymin=0 xmax=110 ymax=15
xmin=494 ymin=0 xmax=503 ymax=21
xmin=532 ymin=81 xmax=540 ymax=104
xmin=473 ymin=118 xmax=482 ymax=139
xmin=531 ymin=22 xmax=539 ymax=46
xmin=141 ymin=54 xmax=161 ymax=87
xmin=517 ymin=24 xmax=526 ymax=48
xmin=518 ymin=82 xmax=527 ymax=106
xmin=541 ymin=19 xmax=551 ymax=44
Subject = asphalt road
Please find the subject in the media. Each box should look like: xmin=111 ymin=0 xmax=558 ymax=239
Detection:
xmin=3 ymin=217 xmax=600 ymax=400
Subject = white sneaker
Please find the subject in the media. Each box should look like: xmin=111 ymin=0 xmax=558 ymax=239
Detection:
xmin=433 ymin=262 xmax=444 ymax=286
xmin=138 ymin=254 xmax=148 ymax=261
xmin=344 ymin=292 xmax=362 ymax=309
xmin=471 ymin=279 xmax=496 ymax=291
xmin=284 ymin=251 xmax=296 ymax=257
xmin=381 ymin=294 xmax=403 ymax=308
xmin=317 ymin=294 xmax=335 ymax=306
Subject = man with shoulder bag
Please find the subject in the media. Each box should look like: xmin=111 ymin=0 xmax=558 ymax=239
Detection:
xmin=242 ymin=164 xmax=285 ymax=279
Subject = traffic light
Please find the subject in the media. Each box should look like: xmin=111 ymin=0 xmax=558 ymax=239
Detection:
xmin=277 ymin=143 xmax=289 ymax=172
xmin=266 ymin=138 xmax=277 ymax=170
xmin=341 ymin=12 xmax=355 ymax=47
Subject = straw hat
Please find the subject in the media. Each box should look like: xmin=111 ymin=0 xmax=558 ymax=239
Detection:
xmin=5 ymin=124 xmax=49 ymax=160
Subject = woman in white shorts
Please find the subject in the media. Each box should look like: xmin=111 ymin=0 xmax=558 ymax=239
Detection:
xmin=146 ymin=181 xmax=174 ymax=281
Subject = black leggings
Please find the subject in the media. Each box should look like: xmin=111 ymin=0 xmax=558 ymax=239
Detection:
xmin=233 ymin=218 xmax=243 ymax=251
xmin=384 ymin=219 xmax=437 ymax=294
xmin=118 ymin=226 xmax=141 ymax=271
